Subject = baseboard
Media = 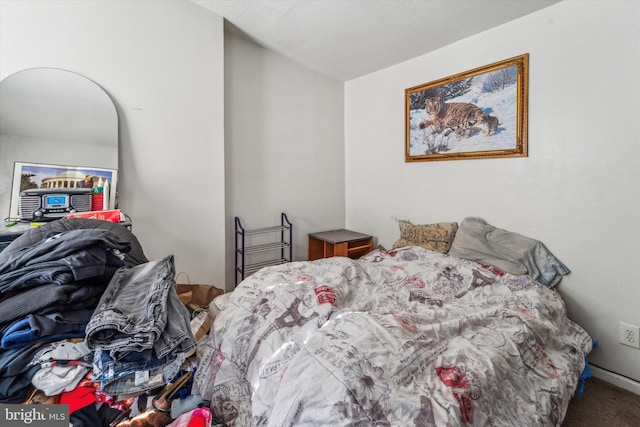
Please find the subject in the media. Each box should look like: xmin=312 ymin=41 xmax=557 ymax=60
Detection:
xmin=590 ymin=364 xmax=640 ymax=395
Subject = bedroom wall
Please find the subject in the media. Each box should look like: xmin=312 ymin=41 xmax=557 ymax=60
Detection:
xmin=223 ymin=26 xmax=345 ymax=290
xmin=0 ymin=1 xmax=227 ymax=288
xmin=345 ymin=0 xmax=640 ymax=390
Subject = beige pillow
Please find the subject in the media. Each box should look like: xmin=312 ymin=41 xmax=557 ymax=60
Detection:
xmin=392 ymin=220 xmax=458 ymax=253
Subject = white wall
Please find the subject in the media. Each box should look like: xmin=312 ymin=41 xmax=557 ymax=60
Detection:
xmin=224 ymin=27 xmax=345 ymax=290
xmin=345 ymin=0 xmax=640 ymax=386
xmin=0 ymin=1 xmax=227 ymax=288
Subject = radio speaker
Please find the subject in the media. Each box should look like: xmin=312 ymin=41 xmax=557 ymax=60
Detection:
xmin=19 ymin=188 xmax=93 ymax=221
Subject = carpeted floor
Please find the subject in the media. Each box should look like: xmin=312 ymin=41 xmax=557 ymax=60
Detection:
xmin=561 ymin=377 xmax=640 ymax=426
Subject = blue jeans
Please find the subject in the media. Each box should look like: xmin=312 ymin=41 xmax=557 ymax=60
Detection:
xmin=92 ymin=348 xmax=186 ymax=397
xmin=85 ymin=255 xmax=195 ymax=361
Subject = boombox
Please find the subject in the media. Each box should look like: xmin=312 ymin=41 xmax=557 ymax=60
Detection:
xmin=19 ymin=188 xmax=93 ymax=221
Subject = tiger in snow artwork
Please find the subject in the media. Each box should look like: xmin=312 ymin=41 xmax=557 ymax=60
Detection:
xmin=419 ymin=96 xmax=499 ymax=138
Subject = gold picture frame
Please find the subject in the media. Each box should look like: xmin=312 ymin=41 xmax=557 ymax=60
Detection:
xmin=405 ymin=54 xmax=528 ymax=162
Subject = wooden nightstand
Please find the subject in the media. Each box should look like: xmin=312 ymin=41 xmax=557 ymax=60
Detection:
xmin=308 ymin=229 xmax=373 ymax=261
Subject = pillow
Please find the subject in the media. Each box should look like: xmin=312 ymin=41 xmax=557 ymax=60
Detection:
xmin=392 ymin=220 xmax=458 ymax=253
xmin=449 ymin=217 xmax=570 ymax=288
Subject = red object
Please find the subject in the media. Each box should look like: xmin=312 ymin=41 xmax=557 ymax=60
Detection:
xmin=186 ymin=407 xmax=212 ymax=427
xmin=59 ymin=383 xmax=98 ymax=414
xmin=66 ymin=209 xmax=122 ymax=223
xmin=436 ymin=366 xmax=473 ymax=423
xmin=314 ymin=285 xmax=337 ymax=305
xmin=480 ymin=263 xmax=505 ymax=276
xmin=91 ymin=193 xmax=104 ymax=211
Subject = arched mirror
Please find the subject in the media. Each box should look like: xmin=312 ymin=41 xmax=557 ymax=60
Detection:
xmin=0 ymin=68 xmax=118 ymax=220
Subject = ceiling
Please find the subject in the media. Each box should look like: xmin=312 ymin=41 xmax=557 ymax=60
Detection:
xmin=193 ymin=0 xmax=562 ymax=81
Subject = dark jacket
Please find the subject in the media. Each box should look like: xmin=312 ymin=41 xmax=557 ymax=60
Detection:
xmin=0 ymin=229 xmax=131 ymax=294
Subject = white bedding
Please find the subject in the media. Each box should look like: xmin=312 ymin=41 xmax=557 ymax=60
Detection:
xmin=195 ymin=247 xmax=592 ymax=426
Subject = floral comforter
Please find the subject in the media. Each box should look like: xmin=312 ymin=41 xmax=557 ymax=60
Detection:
xmin=195 ymin=247 xmax=592 ymax=426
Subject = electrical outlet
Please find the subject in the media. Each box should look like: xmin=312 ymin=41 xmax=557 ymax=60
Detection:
xmin=619 ymin=322 xmax=640 ymax=349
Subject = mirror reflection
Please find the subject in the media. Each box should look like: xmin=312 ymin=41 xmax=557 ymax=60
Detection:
xmin=0 ymin=68 xmax=118 ymax=220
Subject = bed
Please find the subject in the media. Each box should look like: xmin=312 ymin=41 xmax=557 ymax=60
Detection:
xmin=195 ymin=218 xmax=593 ymax=426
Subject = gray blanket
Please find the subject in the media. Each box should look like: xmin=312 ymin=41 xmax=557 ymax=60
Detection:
xmin=449 ymin=217 xmax=570 ymax=288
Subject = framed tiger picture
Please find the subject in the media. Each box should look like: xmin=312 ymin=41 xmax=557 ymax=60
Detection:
xmin=405 ymin=54 xmax=528 ymax=162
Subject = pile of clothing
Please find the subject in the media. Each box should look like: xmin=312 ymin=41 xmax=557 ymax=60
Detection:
xmin=0 ymin=228 xmax=129 ymax=404
xmin=0 ymin=219 xmax=223 ymax=427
